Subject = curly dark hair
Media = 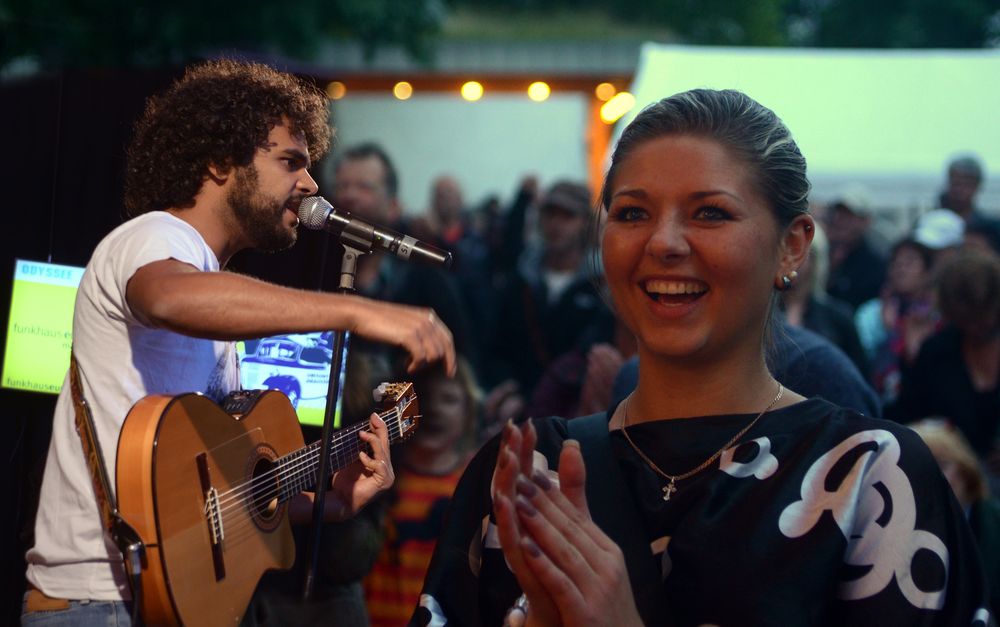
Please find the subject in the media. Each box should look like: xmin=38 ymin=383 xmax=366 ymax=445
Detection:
xmin=124 ymin=59 xmax=331 ymax=216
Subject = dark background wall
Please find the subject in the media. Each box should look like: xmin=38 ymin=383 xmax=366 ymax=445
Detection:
xmin=0 ymin=68 xmax=337 ymax=623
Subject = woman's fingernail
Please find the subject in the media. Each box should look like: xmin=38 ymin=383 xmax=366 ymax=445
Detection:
xmin=515 ymin=475 xmax=537 ymax=498
xmin=522 ymin=536 xmax=542 ymax=558
xmin=532 ymin=470 xmax=553 ymax=491
xmin=515 ymin=495 xmax=537 ymax=518
xmin=563 ymin=439 xmax=580 ymax=450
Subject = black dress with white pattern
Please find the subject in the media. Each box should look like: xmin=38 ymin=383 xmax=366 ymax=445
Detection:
xmin=412 ymin=399 xmax=993 ymax=626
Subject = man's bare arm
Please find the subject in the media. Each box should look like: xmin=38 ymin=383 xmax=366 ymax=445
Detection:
xmin=126 ymin=258 xmax=455 ymax=374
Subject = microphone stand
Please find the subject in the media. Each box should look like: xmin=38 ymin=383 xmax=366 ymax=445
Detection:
xmin=302 ymin=238 xmax=368 ymax=601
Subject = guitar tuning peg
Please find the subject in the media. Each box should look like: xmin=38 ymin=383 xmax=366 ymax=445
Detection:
xmin=373 ymin=382 xmax=390 ymax=403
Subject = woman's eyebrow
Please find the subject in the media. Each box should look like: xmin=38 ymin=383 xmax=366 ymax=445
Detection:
xmin=611 ymin=188 xmax=648 ymax=200
xmin=689 ymin=189 xmax=742 ymax=202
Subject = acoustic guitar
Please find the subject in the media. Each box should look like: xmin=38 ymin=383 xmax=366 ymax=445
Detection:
xmin=115 ymin=382 xmax=418 ymax=626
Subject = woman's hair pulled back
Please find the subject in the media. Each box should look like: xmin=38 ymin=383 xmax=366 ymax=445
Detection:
xmin=601 ymin=89 xmax=810 ymax=228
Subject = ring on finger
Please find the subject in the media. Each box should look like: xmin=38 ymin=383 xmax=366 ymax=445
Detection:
xmin=503 ymin=593 xmax=529 ymax=626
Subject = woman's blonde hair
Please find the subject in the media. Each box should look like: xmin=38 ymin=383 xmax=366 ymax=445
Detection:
xmin=907 ymin=417 xmax=989 ymax=502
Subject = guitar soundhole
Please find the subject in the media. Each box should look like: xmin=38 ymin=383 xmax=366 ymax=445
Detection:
xmin=247 ymin=444 xmax=283 ymax=532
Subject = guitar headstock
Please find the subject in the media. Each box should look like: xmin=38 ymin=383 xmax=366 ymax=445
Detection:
xmin=373 ymin=382 xmax=419 ymax=443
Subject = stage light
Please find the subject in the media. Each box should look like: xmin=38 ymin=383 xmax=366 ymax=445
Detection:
xmin=595 ymin=82 xmax=616 ymax=102
xmin=527 ymin=81 xmax=551 ymax=102
xmin=326 ymin=81 xmax=347 ymax=100
xmin=393 ymin=81 xmax=413 ymax=100
xmin=461 ymin=81 xmax=484 ymax=101
xmin=600 ymin=91 xmax=635 ymax=124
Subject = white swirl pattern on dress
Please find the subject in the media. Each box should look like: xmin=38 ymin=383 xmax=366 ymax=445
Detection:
xmin=779 ymin=429 xmax=948 ymax=610
xmin=719 ymin=437 xmax=778 ymax=480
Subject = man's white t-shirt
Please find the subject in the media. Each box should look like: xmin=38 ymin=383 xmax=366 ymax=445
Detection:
xmin=26 ymin=212 xmax=241 ymax=600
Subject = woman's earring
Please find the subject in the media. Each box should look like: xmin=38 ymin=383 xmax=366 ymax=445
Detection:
xmin=777 ymin=270 xmax=799 ymax=291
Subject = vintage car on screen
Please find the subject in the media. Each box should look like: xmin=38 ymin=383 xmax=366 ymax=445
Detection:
xmin=240 ymin=333 xmax=331 ymax=408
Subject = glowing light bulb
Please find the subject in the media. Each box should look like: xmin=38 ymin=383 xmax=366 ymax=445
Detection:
xmin=326 ymin=81 xmax=346 ymax=100
xmin=461 ymin=81 xmax=484 ymax=101
xmin=600 ymin=91 xmax=636 ymax=124
xmin=527 ymin=81 xmax=551 ymax=102
xmin=393 ymin=81 xmax=413 ymax=100
xmin=595 ymin=82 xmax=616 ymax=102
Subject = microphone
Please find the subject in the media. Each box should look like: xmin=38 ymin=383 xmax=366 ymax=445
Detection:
xmin=297 ymin=196 xmax=452 ymax=268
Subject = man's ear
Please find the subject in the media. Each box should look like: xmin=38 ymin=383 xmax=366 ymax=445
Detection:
xmin=779 ymin=214 xmax=815 ymax=276
xmin=206 ymin=162 xmax=232 ymax=185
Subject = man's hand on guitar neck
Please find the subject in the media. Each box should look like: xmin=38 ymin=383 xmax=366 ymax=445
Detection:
xmin=288 ymin=412 xmax=396 ymax=523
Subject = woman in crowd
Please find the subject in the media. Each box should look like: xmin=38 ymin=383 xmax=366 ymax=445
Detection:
xmin=891 ymin=251 xmax=1000 ymax=472
xmin=854 ymin=238 xmax=939 ymax=404
xmin=412 ymin=89 xmax=991 ymax=626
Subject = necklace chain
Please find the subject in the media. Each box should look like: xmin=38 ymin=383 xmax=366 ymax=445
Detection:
xmin=620 ymin=384 xmax=784 ymax=501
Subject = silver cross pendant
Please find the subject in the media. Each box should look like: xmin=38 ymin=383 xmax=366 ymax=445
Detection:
xmin=662 ymin=479 xmax=677 ymax=501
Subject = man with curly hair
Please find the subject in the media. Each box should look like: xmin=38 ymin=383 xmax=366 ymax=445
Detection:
xmin=22 ymin=59 xmax=455 ymax=626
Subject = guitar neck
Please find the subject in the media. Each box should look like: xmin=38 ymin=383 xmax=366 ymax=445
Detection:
xmin=273 ymin=407 xmax=407 ymax=502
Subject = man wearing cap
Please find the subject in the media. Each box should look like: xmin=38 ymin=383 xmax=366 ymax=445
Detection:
xmin=487 ymin=180 xmax=609 ymax=405
xmin=913 ymin=208 xmax=966 ymax=253
xmin=825 ymin=186 xmax=888 ymax=310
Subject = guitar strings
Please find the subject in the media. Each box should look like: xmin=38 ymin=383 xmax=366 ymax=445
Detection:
xmin=212 ymin=406 xmax=410 ymax=516
xmin=213 ymin=428 xmax=380 ymax=538
xmin=214 ymin=403 xmax=403 ymax=507
xmin=214 ymin=419 xmax=376 ymax=510
xmin=214 ymin=413 xmax=394 ymax=518
xmin=214 ymin=437 xmax=373 ymax=543
xmin=212 ymin=401 xmax=414 ymax=520
xmin=215 ymin=434 xmax=369 ymax=523
xmin=212 ymin=410 xmax=417 ymax=542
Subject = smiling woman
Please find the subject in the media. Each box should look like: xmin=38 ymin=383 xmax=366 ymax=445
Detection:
xmin=413 ymin=89 xmax=994 ymax=627
xmin=602 ymin=134 xmax=797 ymax=374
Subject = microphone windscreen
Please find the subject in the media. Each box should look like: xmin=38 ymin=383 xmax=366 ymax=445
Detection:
xmin=297 ymin=196 xmax=333 ymax=230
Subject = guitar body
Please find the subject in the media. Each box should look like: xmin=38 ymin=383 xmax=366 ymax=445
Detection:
xmin=117 ymin=390 xmax=303 ymax=626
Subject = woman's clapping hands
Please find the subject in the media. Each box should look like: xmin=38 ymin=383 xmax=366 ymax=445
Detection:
xmin=493 ymin=420 xmax=642 ymax=627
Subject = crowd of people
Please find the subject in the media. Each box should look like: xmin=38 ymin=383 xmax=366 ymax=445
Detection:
xmin=20 ymin=58 xmax=1000 ymax=626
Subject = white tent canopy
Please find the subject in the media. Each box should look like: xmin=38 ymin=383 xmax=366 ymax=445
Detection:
xmin=623 ymin=45 xmax=1000 ymax=234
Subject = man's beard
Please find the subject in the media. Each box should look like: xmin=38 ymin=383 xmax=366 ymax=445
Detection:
xmin=227 ymin=164 xmax=297 ymax=252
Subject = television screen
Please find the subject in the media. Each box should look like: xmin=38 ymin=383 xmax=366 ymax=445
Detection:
xmin=2 ymin=259 xmax=84 ymax=394
xmin=237 ymin=332 xmax=334 ymax=427
xmin=2 ymin=259 xmax=335 ymax=428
